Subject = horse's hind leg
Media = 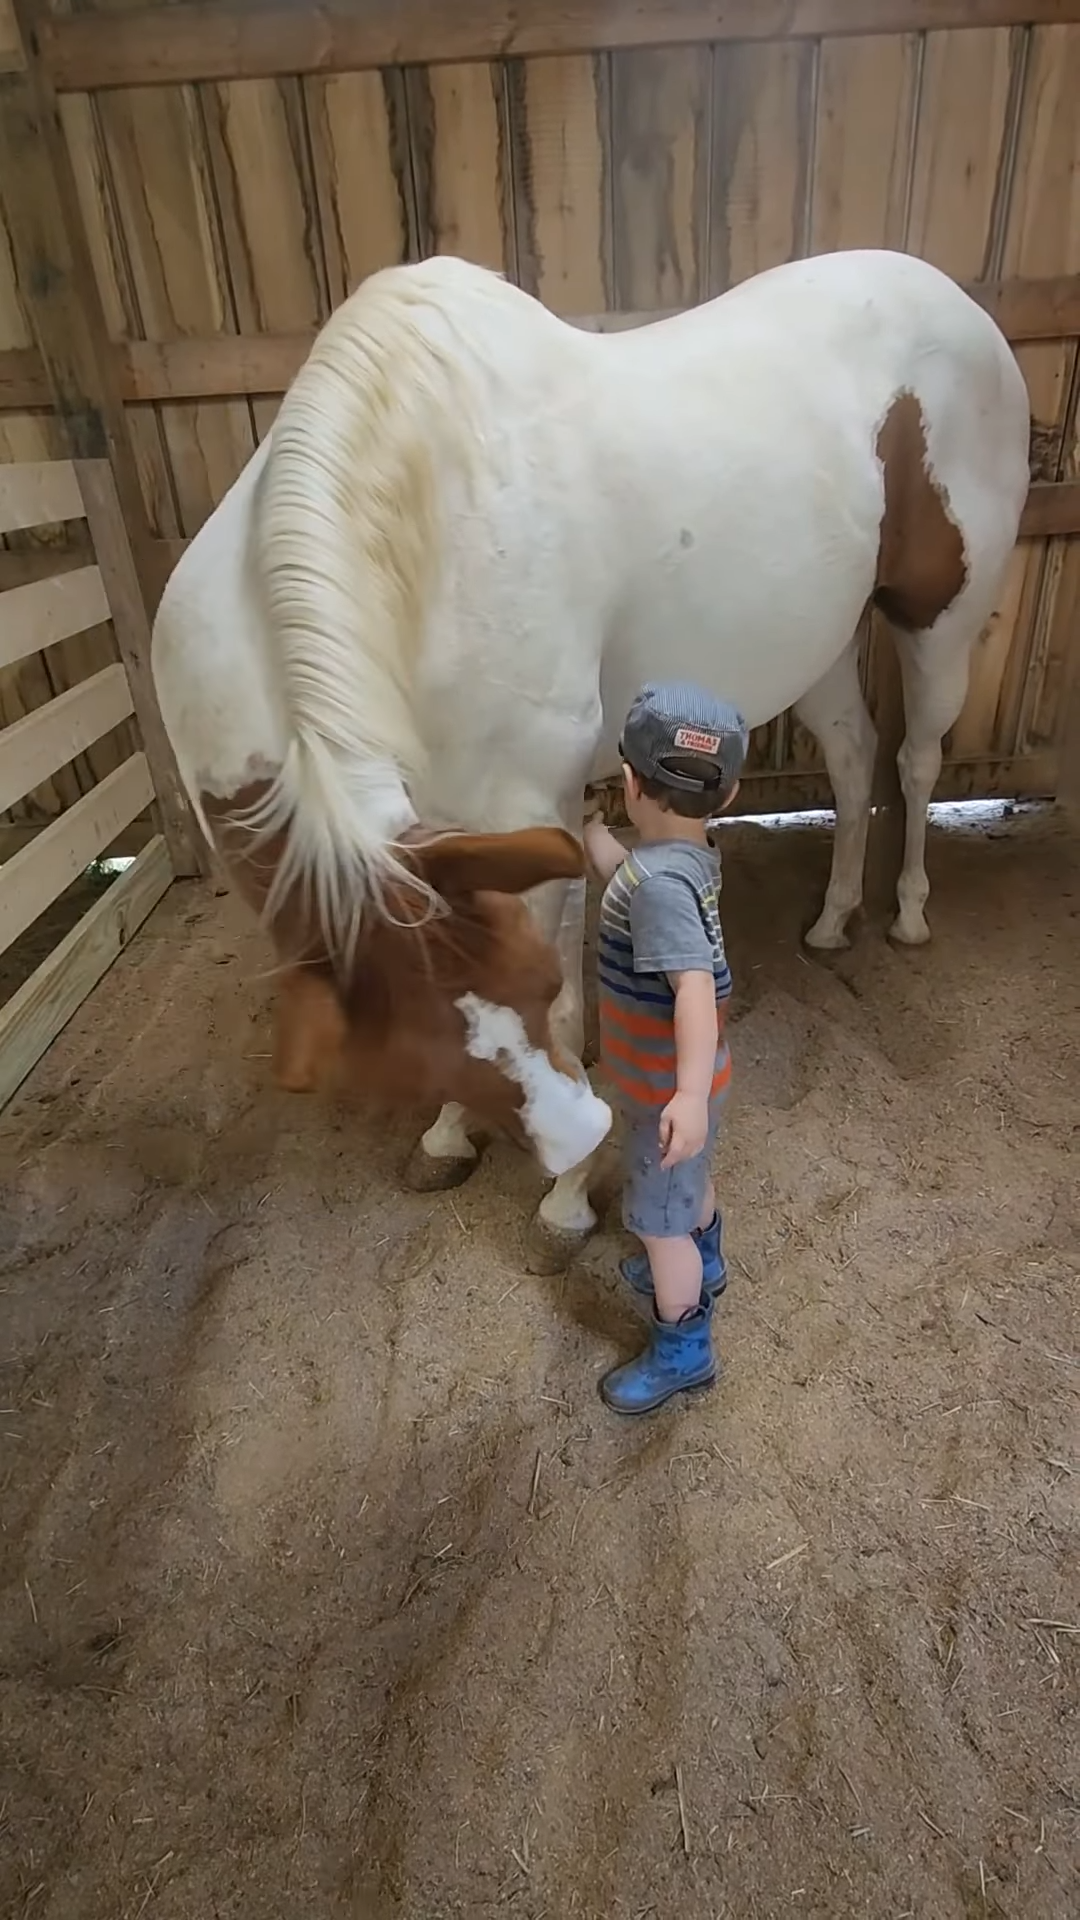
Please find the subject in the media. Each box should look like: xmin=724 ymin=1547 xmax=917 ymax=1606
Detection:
xmin=870 ymin=380 xmax=1023 ymax=944
xmin=890 ymin=611 xmax=978 ymax=946
xmin=797 ymin=640 xmax=878 ymax=951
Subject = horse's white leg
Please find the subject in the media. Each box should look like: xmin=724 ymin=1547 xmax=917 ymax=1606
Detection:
xmin=890 ymin=615 xmax=976 ymax=946
xmin=545 ymin=874 xmax=587 ymax=1062
xmin=797 ymin=641 xmax=878 ymax=951
xmin=525 ymin=868 xmax=613 ymax=1273
xmin=420 ymin=1101 xmax=476 ymax=1160
xmin=407 ymin=800 xmax=598 ymax=1218
xmin=405 ymin=1100 xmax=480 ymax=1191
xmin=509 ymin=773 xmax=615 ymax=1266
xmin=410 ymin=862 xmax=598 ymax=1213
xmin=408 ymin=761 xmax=596 ymax=1196
xmin=537 ymin=871 xmax=598 ymax=1236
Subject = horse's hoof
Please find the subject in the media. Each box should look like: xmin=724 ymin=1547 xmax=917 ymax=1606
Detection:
xmin=888 ymin=914 xmax=931 ymax=948
xmin=804 ymin=915 xmax=851 ymax=952
xmin=523 ymin=1216 xmax=593 ymax=1277
xmin=403 ymin=1146 xmax=479 ymax=1194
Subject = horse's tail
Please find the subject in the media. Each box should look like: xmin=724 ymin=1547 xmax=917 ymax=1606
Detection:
xmin=240 ymin=272 xmax=469 ymax=960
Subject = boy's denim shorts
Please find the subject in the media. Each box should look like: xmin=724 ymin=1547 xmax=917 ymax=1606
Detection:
xmin=620 ymin=1095 xmax=725 ymax=1240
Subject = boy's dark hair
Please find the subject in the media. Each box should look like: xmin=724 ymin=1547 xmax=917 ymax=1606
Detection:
xmin=628 ymin=755 xmax=736 ymax=821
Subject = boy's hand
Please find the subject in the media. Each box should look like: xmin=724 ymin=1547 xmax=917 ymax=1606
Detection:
xmin=582 ymin=817 xmax=612 ymax=864
xmin=659 ymin=1090 xmax=710 ymax=1167
xmin=583 ymin=817 xmax=625 ymax=884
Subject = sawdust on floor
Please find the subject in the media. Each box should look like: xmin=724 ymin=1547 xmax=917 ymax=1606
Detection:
xmin=1 ymin=810 xmax=1077 ymax=1920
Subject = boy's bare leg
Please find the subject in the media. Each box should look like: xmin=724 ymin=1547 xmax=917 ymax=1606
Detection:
xmin=639 ymin=1233 xmax=704 ymax=1321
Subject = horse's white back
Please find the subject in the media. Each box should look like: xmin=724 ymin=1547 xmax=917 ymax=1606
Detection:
xmin=152 ymin=246 xmax=1028 ymax=859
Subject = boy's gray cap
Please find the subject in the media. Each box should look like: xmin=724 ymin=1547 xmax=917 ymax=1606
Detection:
xmin=620 ymin=681 xmax=749 ymax=794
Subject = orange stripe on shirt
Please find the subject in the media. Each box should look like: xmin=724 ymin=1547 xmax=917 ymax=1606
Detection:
xmin=599 ymin=995 xmax=728 ymax=1040
xmin=601 ymin=1029 xmax=677 ymax=1077
xmin=598 ymin=996 xmax=675 ymax=1042
xmin=604 ymin=1054 xmax=732 ymax=1108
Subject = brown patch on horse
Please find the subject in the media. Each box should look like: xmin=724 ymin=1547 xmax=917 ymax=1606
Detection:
xmin=273 ymin=968 xmax=347 ymax=1092
xmin=199 ymin=782 xmax=584 ymax=1123
xmin=873 ymin=390 xmax=967 ymax=633
xmin=200 ymin=781 xmax=322 ymax=963
xmin=418 ymin=826 xmax=584 ymax=901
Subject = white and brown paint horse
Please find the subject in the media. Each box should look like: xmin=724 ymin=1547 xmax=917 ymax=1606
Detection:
xmin=151 ymin=247 xmax=1030 ymax=1255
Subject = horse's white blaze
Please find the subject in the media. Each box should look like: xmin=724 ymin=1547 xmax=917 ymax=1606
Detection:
xmin=455 ymin=993 xmax=613 ymax=1178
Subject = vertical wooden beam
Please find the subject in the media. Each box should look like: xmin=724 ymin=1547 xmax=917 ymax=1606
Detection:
xmin=1058 ymin=670 xmax=1080 ymax=823
xmin=0 ymin=0 xmax=156 ymax=604
xmin=75 ymin=459 xmax=202 ymax=877
xmin=0 ymin=0 xmax=24 ymax=75
xmin=1051 ymin=552 xmax=1080 ymax=827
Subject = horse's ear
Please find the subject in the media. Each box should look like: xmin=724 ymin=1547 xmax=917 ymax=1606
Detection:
xmin=415 ymin=826 xmax=585 ymax=899
xmin=273 ymin=967 xmax=348 ymax=1091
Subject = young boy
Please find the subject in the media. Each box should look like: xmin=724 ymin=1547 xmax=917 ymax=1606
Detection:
xmin=583 ymin=681 xmax=748 ymax=1416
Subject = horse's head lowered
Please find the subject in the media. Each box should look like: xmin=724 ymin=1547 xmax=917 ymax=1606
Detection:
xmin=221 ymin=818 xmax=612 ymax=1177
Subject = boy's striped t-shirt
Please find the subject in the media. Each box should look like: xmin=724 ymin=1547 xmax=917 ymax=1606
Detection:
xmin=598 ymin=841 xmax=732 ymax=1109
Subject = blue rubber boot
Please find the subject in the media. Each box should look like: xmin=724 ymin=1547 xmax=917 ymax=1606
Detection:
xmin=619 ymin=1212 xmax=727 ymax=1300
xmin=600 ymin=1292 xmax=717 ymax=1415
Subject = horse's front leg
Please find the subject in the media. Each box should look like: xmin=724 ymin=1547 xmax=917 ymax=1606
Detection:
xmin=526 ymin=868 xmax=610 ymax=1271
xmin=403 ymin=872 xmax=591 ymax=1207
xmin=405 ymin=1099 xmax=481 ymax=1191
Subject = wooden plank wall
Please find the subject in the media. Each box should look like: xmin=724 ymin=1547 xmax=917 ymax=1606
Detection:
xmin=0 ymin=148 xmax=140 ymax=832
xmin=0 ymin=456 xmax=179 ymax=1102
xmin=2 ymin=1 xmax=1080 ymax=823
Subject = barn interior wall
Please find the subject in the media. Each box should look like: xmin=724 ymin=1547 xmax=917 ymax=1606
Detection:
xmin=2 ymin=1 xmax=1080 ymax=833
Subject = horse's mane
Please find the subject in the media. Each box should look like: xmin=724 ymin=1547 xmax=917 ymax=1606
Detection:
xmin=236 ymin=256 xmax=516 ymax=962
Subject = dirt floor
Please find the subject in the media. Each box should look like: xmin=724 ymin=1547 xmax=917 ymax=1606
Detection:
xmin=1 ymin=811 xmax=1077 ymax=1920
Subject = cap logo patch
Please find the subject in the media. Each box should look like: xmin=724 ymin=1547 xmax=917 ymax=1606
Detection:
xmin=673 ymin=725 xmax=722 ymax=754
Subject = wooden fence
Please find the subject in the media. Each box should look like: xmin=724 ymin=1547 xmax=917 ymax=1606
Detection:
xmin=2 ymin=0 xmax=1080 ymax=832
xmin=0 ymin=455 xmax=197 ymax=1105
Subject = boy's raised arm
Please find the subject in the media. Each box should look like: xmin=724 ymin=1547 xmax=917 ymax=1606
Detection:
xmin=583 ymin=816 xmax=627 ymax=887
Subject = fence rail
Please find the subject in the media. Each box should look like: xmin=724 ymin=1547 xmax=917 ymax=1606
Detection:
xmin=0 ymin=458 xmax=185 ymax=1107
xmin=36 ymin=1 xmax=1080 ymax=89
